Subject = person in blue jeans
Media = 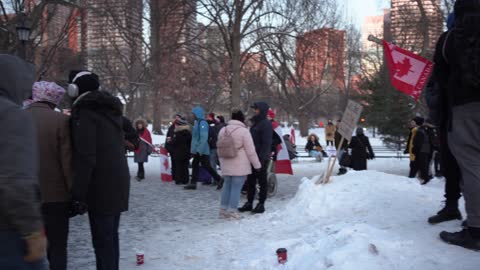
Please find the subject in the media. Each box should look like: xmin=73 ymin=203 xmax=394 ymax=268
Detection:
xmin=217 ymin=110 xmax=262 ymax=219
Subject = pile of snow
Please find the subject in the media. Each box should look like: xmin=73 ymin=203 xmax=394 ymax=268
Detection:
xmin=126 ymin=170 xmax=478 ymax=270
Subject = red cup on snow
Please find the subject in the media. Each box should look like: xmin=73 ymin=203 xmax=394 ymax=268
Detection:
xmin=136 ymin=252 xmax=144 ymax=266
xmin=276 ymin=248 xmax=288 ymax=264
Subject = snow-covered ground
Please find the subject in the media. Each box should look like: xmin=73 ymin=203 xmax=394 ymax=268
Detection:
xmin=65 ymin=128 xmax=479 ymax=269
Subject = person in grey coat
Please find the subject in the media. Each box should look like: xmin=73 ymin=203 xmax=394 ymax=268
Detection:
xmin=0 ymin=54 xmax=48 ymax=269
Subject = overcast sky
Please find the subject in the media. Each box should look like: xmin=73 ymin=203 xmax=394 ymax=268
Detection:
xmin=342 ymin=0 xmax=390 ymax=24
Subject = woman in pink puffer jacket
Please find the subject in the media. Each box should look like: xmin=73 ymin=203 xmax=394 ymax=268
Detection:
xmin=217 ymin=110 xmax=261 ymax=219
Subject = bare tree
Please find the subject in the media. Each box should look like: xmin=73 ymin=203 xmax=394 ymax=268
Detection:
xmin=196 ymin=0 xmax=287 ymax=110
xmin=258 ymin=0 xmax=343 ymax=136
xmin=1 ymin=0 xmax=83 ymax=80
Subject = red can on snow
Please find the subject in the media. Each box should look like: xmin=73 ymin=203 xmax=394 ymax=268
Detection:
xmin=276 ymin=248 xmax=287 ymax=264
xmin=136 ymin=252 xmax=144 ymax=266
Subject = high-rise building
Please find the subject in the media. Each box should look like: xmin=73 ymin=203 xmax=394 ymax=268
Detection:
xmin=390 ymin=0 xmax=443 ymax=56
xmin=362 ymin=14 xmax=384 ymax=53
xmin=295 ymin=28 xmax=346 ymax=90
xmin=361 ymin=9 xmax=390 ymax=77
xmin=84 ymin=0 xmax=143 ymax=76
xmin=149 ymin=0 xmax=197 ymax=121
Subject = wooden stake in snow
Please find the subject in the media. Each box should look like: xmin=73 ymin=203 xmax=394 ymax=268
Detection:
xmin=319 ymin=100 xmax=363 ymax=184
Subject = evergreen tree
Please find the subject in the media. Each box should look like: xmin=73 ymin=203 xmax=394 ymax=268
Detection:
xmin=359 ymin=65 xmax=416 ymax=150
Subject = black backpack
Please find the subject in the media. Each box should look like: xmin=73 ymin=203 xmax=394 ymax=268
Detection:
xmin=447 ymin=12 xmax=480 ymax=89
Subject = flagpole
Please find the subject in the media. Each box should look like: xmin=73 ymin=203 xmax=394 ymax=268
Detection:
xmin=367 ymin=35 xmax=382 ymax=45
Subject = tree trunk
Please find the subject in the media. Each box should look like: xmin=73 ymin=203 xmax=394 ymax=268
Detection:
xmin=231 ymin=2 xmax=243 ymax=110
xmin=298 ymin=112 xmax=310 ymax=137
xmin=152 ymin=92 xmax=163 ymax=135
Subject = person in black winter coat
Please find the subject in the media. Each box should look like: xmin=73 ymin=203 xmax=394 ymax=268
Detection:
xmin=432 ymin=1 xmax=480 ymax=249
xmin=349 ymin=128 xmax=374 ymax=171
xmin=170 ymin=119 xmax=192 ymax=185
xmin=425 ymin=13 xmax=463 ymax=226
xmin=165 ymin=114 xmax=182 ymax=182
xmin=412 ymin=122 xmax=434 ymax=185
xmin=68 ymin=70 xmax=130 ymax=270
xmin=239 ymin=102 xmax=273 ymax=214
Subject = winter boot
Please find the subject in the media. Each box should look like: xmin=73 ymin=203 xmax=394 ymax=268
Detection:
xmin=238 ymin=202 xmax=253 ymax=212
xmin=216 ymin=178 xmax=224 ymax=190
xmin=184 ymin=184 xmax=197 ymax=190
xmin=440 ymin=228 xmax=480 ymax=251
xmin=428 ymin=204 xmax=462 ymax=225
xmin=251 ymin=203 xmax=265 ymax=214
xmin=338 ymin=168 xmax=347 ymax=176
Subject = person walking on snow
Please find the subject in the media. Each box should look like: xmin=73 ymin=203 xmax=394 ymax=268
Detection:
xmin=68 ymin=70 xmax=130 ymax=270
xmin=412 ymin=120 xmax=435 ymax=185
xmin=218 ymin=110 xmax=261 ymax=219
xmin=433 ymin=0 xmax=480 ymax=250
xmin=325 ymin=120 xmax=336 ymax=146
xmin=348 ymin=128 xmax=375 ymax=171
xmin=27 ymin=81 xmax=72 ymax=270
xmin=170 ymin=118 xmax=192 ymax=185
xmin=0 ymin=54 xmax=48 ymax=270
xmin=134 ymin=119 xmax=153 ymax=181
xmin=185 ymin=106 xmax=223 ymax=190
xmin=239 ymin=102 xmax=273 ymax=214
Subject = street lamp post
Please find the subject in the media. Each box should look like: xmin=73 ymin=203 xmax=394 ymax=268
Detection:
xmin=16 ymin=14 xmax=30 ymax=60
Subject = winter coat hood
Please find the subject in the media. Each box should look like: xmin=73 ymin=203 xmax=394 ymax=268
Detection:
xmin=192 ymin=106 xmax=205 ymax=120
xmin=252 ymin=102 xmax=269 ymax=120
xmin=0 ymin=54 xmax=35 ymax=105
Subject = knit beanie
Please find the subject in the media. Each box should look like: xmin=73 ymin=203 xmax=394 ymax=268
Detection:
xmin=231 ymin=109 xmax=245 ymax=123
xmin=69 ymin=70 xmax=100 ymax=95
xmin=413 ymin=116 xmax=425 ymax=126
xmin=32 ymin=81 xmax=66 ymax=105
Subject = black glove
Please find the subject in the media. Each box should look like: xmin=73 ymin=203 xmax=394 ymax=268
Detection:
xmin=69 ymin=201 xmax=88 ymax=218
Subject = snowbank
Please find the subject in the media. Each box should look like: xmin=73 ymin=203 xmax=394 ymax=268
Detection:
xmin=129 ymin=170 xmax=478 ymax=270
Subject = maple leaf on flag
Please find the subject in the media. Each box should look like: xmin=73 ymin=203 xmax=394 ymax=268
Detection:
xmin=382 ymin=40 xmax=434 ymax=101
xmin=163 ymin=159 xmax=169 ymax=170
xmin=394 ymin=57 xmax=413 ymax=78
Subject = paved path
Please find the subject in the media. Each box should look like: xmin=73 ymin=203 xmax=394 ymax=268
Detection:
xmin=68 ymin=159 xmax=318 ymax=269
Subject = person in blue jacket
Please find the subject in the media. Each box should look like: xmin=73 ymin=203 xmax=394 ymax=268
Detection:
xmin=185 ymin=106 xmax=223 ymax=190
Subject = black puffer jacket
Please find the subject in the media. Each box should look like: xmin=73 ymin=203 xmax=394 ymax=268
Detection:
xmin=170 ymin=125 xmax=192 ymax=160
xmin=250 ymin=102 xmax=273 ymax=162
xmin=71 ymin=91 xmax=130 ymax=215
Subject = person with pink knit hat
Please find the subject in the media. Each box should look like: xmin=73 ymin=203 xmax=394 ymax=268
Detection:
xmin=27 ymin=81 xmax=73 ymax=270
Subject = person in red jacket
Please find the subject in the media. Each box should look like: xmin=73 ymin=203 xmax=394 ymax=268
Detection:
xmin=134 ymin=119 xmax=153 ymax=181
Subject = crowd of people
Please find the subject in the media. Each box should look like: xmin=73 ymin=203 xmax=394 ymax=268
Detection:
xmin=0 ymin=2 xmax=479 ymax=269
xmin=0 ymin=55 xmax=285 ymax=269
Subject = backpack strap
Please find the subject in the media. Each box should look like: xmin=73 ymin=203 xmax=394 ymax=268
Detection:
xmin=442 ymin=30 xmax=454 ymax=64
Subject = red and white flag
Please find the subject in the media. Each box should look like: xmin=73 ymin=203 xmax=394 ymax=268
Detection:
xmin=383 ymin=41 xmax=434 ymax=100
xmin=159 ymin=147 xmax=172 ymax=182
xmin=272 ymin=122 xmax=293 ymax=175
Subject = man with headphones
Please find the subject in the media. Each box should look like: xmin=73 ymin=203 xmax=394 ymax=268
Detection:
xmin=68 ymin=70 xmax=130 ymax=269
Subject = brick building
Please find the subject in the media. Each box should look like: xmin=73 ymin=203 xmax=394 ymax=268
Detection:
xmin=390 ymin=0 xmax=443 ymax=56
xmin=295 ymin=28 xmax=346 ymax=90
